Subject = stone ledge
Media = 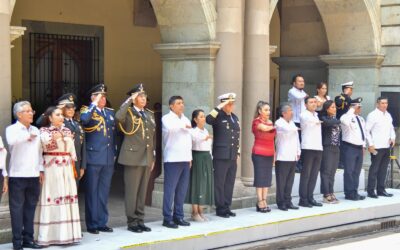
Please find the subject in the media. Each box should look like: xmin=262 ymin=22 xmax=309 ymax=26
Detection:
xmin=153 ymin=42 xmax=221 ymax=60
xmin=271 ymin=56 xmax=327 ymax=69
xmin=320 ymin=54 xmax=385 ymax=68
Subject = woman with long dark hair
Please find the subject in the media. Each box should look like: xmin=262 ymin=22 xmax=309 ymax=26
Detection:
xmin=34 ymin=106 xmax=82 ymax=246
xmin=186 ymin=109 xmax=214 ymax=222
xmin=251 ymin=101 xmax=276 ymax=213
xmin=320 ymin=100 xmax=341 ymax=204
xmin=315 ymin=82 xmax=330 ymax=112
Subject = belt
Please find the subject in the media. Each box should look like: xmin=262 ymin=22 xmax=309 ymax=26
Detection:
xmin=342 ymin=141 xmax=363 ymax=149
xmin=43 ymin=152 xmax=71 ymax=156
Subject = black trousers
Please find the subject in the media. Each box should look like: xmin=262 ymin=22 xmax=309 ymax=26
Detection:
xmin=320 ymin=145 xmax=340 ymax=195
xmin=299 ymin=150 xmax=322 ymax=202
xmin=213 ymin=159 xmax=237 ymax=214
xmin=367 ymin=148 xmax=390 ymax=193
xmin=342 ymin=142 xmax=363 ymax=197
xmin=275 ymin=161 xmax=296 ymax=207
xmin=8 ymin=177 xmax=40 ymax=248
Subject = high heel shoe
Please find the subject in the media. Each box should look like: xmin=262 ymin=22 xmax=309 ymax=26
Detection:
xmin=256 ymin=201 xmax=268 ymax=213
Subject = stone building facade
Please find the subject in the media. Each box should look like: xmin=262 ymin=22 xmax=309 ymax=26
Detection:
xmin=1 ymin=0 xmax=400 ymax=243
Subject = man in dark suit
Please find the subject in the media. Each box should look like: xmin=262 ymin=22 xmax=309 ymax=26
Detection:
xmin=56 ymin=93 xmax=86 ymax=182
xmin=80 ymin=84 xmax=116 ymax=234
xmin=115 ymin=83 xmax=156 ymax=233
xmin=206 ymin=93 xmax=240 ymax=218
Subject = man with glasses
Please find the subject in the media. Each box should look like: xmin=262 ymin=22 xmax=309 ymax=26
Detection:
xmin=56 ymin=93 xmax=86 ymax=183
xmin=6 ymin=101 xmax=43 ymax=250
xmin=115 ymin=83 xmax=156 ymax=233
xmin=80 ymin=84 xmax=117 ymax=234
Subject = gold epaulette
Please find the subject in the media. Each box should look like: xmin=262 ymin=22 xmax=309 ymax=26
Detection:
xmin=209 ymin=108 xmax=219 ymax=118
xmin=80 ymin=105 xmax=89 ymax=113
xmin=145 ymin=108 xmax=154 ymax=114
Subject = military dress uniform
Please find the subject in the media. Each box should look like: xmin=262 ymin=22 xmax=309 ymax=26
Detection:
xmin=206 ymin=93 xmax=240 ymax=218
xmin=56 ymin=93 xmax=86 ymax=181
xmin=340 ymin=98 xmax=366 ymax=201
xmin=115 ymin=84 xmax=155 ymax=233
xmin=80 ymin=84 xmax=117 ymax=233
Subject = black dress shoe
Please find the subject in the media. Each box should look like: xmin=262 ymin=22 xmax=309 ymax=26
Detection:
xmin=355 ymin=194 xmax=366 ymax=200
xmin=298 ymin=201 xmax=312 ymax=208
xmin=227 ymin=210 xmax=236 ymax=217
xmin=367 ymin=192 xmax=379 ymax=198
xmin=377 ymin=191 xmax=393 ymax=197
xmin=287 ymin=203 xmax=299 ymax=210
xmin=216 ymin=212 xmax=230 ymax=218
xmin=173 ymin=218 xmax=190 ymax=226
xmin=98 ymin=226 xmax=113 ymax=232
xmin=309 ymin=200 xmax=323 ymax=207
xmin=87 ymin=228 xmax=99 ymax=234
xmin=127 ymin=225 xmax=143 ymax=233
xmin=22 ymin=241 xmax=42 ymax=249
xmin=138 ymin=224 xmax=152 ymax=232
xmin=278 ymin=205 xmax=288 ymax=211
xmin=13 ymin=246 xmax=23 ymax=250
xmin=162 ymin=220 xmax=178 ymax=229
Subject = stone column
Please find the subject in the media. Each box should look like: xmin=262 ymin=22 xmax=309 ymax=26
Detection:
xmin=240 ymin=0 xmax=270 ymax=186
xmin=0 ymin=0 xmax=12 ymax=243
xmin=215 ymin=0 xmax=244 ymax=177
xmin=151 ymin=42 xmax=220 ymax=209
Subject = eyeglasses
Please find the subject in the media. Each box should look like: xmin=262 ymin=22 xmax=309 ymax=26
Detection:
xmin=20 ymin=110 xmax=36 ymax=115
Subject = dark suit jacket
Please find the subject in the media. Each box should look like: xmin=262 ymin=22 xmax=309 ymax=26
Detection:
xmin=64 ymin=118 xmax=87 ymax=175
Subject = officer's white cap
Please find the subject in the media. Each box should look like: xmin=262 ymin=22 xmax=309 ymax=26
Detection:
xmin=341 ymin=81 xmax=354 ymax=88
xmin=218 ymin=93 xmax=236 ymax=102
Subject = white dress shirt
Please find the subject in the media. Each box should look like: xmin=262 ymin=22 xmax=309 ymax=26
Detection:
xmin=300 ymin=110 xmax=323 ymax=151
xmin=5 ymin=121 xmax=44 ymax=177
xmin=365 ymin=108 xmax=396 ymax=149
xmin=162 ymin=111 xmax=192 ymax=162
xmin=190 ymin=127 xmax=212 ymax=152
xmin=0 ymin=136 xmax=7 ymax=177
xmin=288 ymin=86 xmax=308 ymax=123
xmin=340 ymin=108 xmax=366 ymax=147
xmin=275 ymin=117 xmax=301 ymax=161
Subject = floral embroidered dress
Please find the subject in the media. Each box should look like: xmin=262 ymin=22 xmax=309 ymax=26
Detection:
xmin=34 ymin=125 xmax=82 ymax=246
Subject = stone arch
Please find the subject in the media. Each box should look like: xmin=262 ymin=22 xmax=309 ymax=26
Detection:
xmin=150 ymin=0 xmax=217 ymax=43
xmin=269 ymin=0 xmax=380 ymax=55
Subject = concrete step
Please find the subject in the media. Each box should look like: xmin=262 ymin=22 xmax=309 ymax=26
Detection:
xmin=1 ymin=189 xmax=399 ymax=250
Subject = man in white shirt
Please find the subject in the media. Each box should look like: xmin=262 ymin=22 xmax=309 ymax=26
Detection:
xmin=275 ymin=104 xmax=300 ymax=211
xmin=288 ymin=74 xmax=308 ymax=125
xmin=161 ymin=96 xmax=192 ymax=229
xmin=366 ymin=97 xmax=396 ymax=198
xmin=6 ymin=101 xmax=44 ymax=250
xmin=340 ymin=98 xmax=366 ymax=201
xmin=299 ymin=97 xmax=323 ymax=207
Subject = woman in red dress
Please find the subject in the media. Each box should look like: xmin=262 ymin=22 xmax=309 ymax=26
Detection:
xmin=251 ymin=101 xmax=276 ymax=213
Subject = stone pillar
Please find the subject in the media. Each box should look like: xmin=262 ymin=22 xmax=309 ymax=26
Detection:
xmin=241 ymin=0 xmax=270 ymax=186
xmin=319 ymin=54 xmax=384 ymax=115
xmin=151 ymin=42 xmax=220 ymax=208
xmin=0 ymin=0 xmax=12 ymax=243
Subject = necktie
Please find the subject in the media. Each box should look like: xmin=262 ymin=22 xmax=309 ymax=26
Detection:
xmin=139 ymin=110 xmax=146 ymax=119
xmin=101 ymin=109 xmax=106 ymax=117
xmin=68 ymin=119 xmax=75 ymax=129
xmin=355 ymin=116 xmax=365 ymax=141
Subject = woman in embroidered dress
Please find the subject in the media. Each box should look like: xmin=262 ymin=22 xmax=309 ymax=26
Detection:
xmin=34 ymin=106 xmax=82 ymax=246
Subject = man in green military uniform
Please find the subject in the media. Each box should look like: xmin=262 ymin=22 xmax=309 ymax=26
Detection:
xmin=115 ymin=83 xmax=156 ymax=233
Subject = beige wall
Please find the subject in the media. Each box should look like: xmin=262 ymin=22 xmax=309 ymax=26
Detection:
xmin=10 ymin=0 xmax=162 ymax=108
xmin=270 ymin=7 xmax=280 ymax=108
xmin=280 ymin=0 xmax=328 ymax=57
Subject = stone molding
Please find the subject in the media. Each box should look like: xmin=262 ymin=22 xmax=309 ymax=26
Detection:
xmin=10 ymin=25 xmax=26 ymax=48
xmin=153 ymin=41 xmax=221 ymax=61
xmin=269 ymin=45 xmax=277 ymax=54
xmin=320 ymin=54 xmax=385 ymax=68
xmin=271 ymin=56 xmax=327 ymax=69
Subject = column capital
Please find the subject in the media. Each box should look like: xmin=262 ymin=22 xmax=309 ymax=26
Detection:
xmin=153 ymin=42 xmax=221 ymax=61
xmin=319 ymin=54 xmax=385 ymax=69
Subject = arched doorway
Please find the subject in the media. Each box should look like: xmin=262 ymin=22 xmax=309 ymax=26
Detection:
xmin=270 ymin=0 xmax=382 ymax=114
